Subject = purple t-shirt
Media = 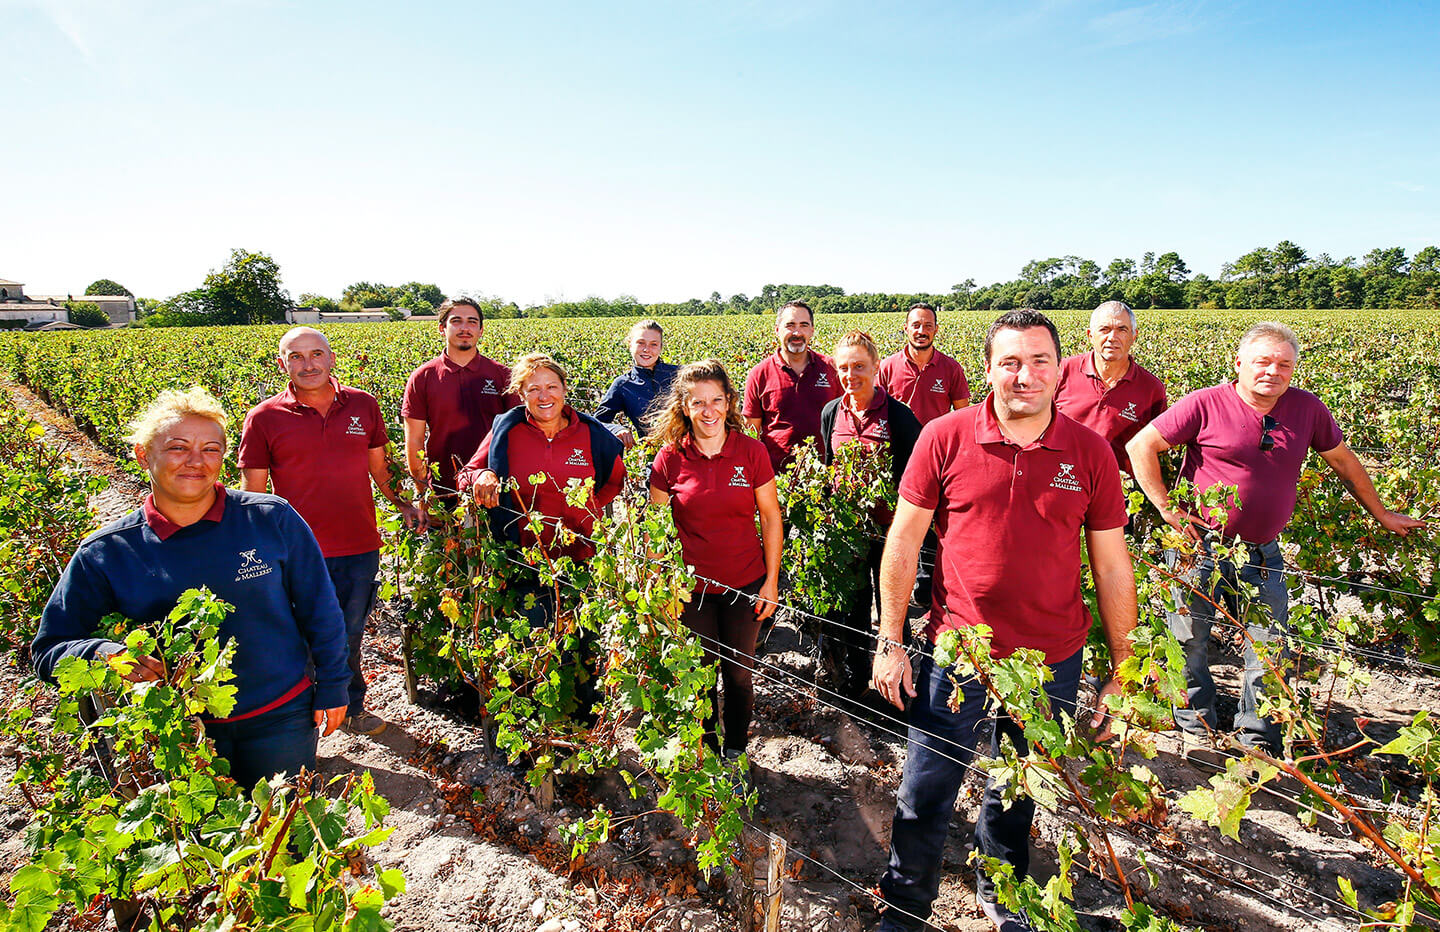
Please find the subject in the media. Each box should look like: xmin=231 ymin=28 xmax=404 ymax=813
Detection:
xmin=1151 ymin=383 xmax=1344 ymax=543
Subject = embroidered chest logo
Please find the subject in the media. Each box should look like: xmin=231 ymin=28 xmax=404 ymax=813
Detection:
xmin=729 ymin=465 xmax=750 ymax=488
xmin=1050 ymin=462 xmax=1083 ymax=492
xmin=482 ymin=379 xmax=499 ymax=395
xmin=345 ymin=415 xmax=367 ymax=436
xmin=565 ymin=448 xmax=590 ymax=467
xmin=814 ymin=372 xmax=832 ymax=389
xmin=235 ymin=549 xmax=274 ymax=582
xmin=930 ymin=377 xmax=946 ymax=393
xmin=1118 ymin=402 xmax=1139 ymax=422
xmin=874 ymin=419 xmax=890 ymax=440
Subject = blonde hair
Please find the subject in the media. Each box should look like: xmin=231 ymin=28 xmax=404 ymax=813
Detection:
xmin=507 ymin=352 xmax=569 ymax=396
xmin=627 ymin=319 xmax=664 ymax=343
xmin=649 ymin=359 xmax=747 ymax=447
xmin=833 ymin=329 xmax=879 ymax=365
xmin=125 ymin=386 xmax=229 ymax=451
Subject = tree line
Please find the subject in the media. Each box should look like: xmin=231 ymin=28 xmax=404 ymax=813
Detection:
xmin=80 ymin=240 xmax=1440 ymax=329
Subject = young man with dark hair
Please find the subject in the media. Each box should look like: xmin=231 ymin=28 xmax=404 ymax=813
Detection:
xmin=742 ymin=300 xmax=841 ymax=471
xmin=872 ymin=310 xmax=1138 ymax=932
xmin=877 ymin=302 xmax=970 ymax=426
xmin=401 ymin=297 xmax=519 ymax=502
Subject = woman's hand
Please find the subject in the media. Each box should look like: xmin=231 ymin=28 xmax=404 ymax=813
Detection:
xmin=754 ymin=578 xmax=779 ymax=622
xmin=472 ymin=470 xmax=502 ymax=508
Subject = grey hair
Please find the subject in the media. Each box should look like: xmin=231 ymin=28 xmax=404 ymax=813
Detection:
xmin=627 ymin=319 xmax=664 ymax=343
xmin=1237 ymin=321 xmax=1301 ymax=360
xmin=1090 ymin=300 xmax=1136 ymax=329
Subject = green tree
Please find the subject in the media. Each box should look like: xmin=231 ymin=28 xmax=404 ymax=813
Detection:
xmin=297 ymin=292 xmax=340 ymax=313
xmin=83 ymin=278 xmax=131 ymax=297
xmin=203 ymin=249 xmax=291 ymax=325
xmin=65 ymin=301 xmax=109 ymax=327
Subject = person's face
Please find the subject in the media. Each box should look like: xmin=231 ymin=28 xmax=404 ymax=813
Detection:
xmin=278 ymin=331 xmax=335 ymax=391
xmin=630 ymin=329 xmax=663 ymax=369
xmin=835 ymin=345 xmax=877 ymax=399
xmin=905 ymin=309 xmax=937 ymax=351
xmin=776 ymin=308 xmax=813 ymax=356
xmin=442 ymin=308 xmax=482 ymax=353
xmin=1087 ymin=311 xmax=1136 ymax=363
xmin=522 ymin=368 xmax=567 ymax=424
xmin=135 ymin=416 xmax=226 ymax=504
xmin=685 ymin=379 xmax=728 ymax=439
xmin=1235 ymin=338 xmax=1297 ymax=399
xmin=985 ymin=326 xmax=1060 ymax=419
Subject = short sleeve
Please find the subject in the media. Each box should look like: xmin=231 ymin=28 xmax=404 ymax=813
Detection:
xmin=1310 ymin=398 xmax=1345 ymax=452
xmin=1150 ymin=390 xmax=1205 ymax=447
xmin=953 ymin=364 xmax=971 ymax=403
xmin=236 ymin=409 xmax=271 ymax=470
xmin=742 ymin=367 xmax=764 ymax=418
xmin=650 ymin=446 xmax=676 ymax=494
xmin=1084 ymin=441 xmax=1129 ymax=531
xmin=400 ymin=368 xmax=427 ymax=420
xmin=898 ymin=424 xmax=944 ymax=510
xmin=749 ymin=439 xmax=776 ymax=487
xmin=367 ymin=396 xmax=390 ymax=448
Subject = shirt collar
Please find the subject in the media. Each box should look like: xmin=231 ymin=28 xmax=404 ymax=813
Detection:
xmin=1082 ymin=352 xmax=1136 ymax=384
xmin=143 ymin=483 xmax=227 ymax=541
xmin=775 ymin=348 xmax=813 ymax=377
xmin=904 ymin=345 xmax=936 ymax=369
xmin=281 ymin=378 xmax=346 ymax=410
xmin=440 ymin=351 xmax=485 ymax=373
xmin=974 ymin=395 xmax=1067 ymax=451
xmin=843 ymin=385 xmax=889 ymax=417
xmin=681 ymin=427 xmax=739 ymax=459
xmin=523 ymin=404 xmax=580 ymax=435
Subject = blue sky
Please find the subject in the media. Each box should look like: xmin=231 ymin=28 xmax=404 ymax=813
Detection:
xmin=2 ymin=0 xmax=1437 ymax=304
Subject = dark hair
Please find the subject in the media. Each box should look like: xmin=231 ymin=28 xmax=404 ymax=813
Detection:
xmin=984 ymin=309 xmax=1061 ymax=363
xmin=649 ymin=359 xmax=747 ymax=446
xmin=906 ymin=302 xmax=938 ymax=325
xmin=779 ymin=299 xmax=814 ymax=323
xmin=438 ymin=296 xmax=483 ymax=327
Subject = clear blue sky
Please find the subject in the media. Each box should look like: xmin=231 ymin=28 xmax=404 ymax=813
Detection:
xmin=3 ymin=0 xmax=1437 ymax=305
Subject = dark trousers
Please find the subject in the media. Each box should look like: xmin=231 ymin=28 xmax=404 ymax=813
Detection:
xmin=326 ymin=549 xmax=381 ymax=717
xmin=878 ymin=647 xmax=1082 ymax=930
xmin=207 ymin=687 xmax=318 ymax=792
xmin=827 ymin=542 xmax=893 ymax=702
xmin=681 ymin=577 xmax=764 ymax=753
xmin=511 ymin=577 xmax=600 ymax=721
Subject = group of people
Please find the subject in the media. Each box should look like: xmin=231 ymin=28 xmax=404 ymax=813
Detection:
xmin=30 ymin=295 xmax=1425 ymax=932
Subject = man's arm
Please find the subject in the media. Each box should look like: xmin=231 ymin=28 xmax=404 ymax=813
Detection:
xmin=1085 ymin=526 xmax=1138 ymax=738
xmin=1318 ymin=443 xmax=1428 ymax=536
xmin=744 ymin=416 xmax=763 ymax=436
xmin=239 ymin=468 xmax=270 ymax=493
xmin=951 ymin=398 xmax=969 ymax=411
xmin=871 ymin=498 xmax=933 ymax=710
xmin=402 ymin=417 xmax=429 ymax=487
xmin=1126 ymin=424 xmax=1197 ymax=539
xmin=367 ymin=446 xmax=424 ymax=530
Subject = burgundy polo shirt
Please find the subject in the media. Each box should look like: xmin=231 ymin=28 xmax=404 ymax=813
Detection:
xmin=142 ymin=482 xmax=227 ymax=539
xmin=831 ymin=387 xmax=898 ymax=525
xmin=463 ymin=406 xmax=626 ymax=559
xmin=900 ymin=399 xmax=1127 ymax=661
xmin=1054 ymin=353 xmax=1168 ymax=474
xmin=238 ymin=383 xmax=388 ymax=558
xmin=742 ymin=350 xmax=841 ymax=470
xmin=400 ymin=352 xmax=518 ymax=494
xmin=650 ymin=430 xmax=774 ymax=594
xmin=877 ymin=347 xmax=969 ymax=425
xmin=1151 ymin=382 xmax=1344 ymax=544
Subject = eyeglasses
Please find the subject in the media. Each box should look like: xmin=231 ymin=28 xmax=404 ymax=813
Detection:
xmin=1259 ymin=414 xmax=1278 ymax=452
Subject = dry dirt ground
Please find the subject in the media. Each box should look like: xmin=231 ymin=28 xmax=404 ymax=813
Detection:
xmin=2 ymin=378 xmax=1436 ymax=932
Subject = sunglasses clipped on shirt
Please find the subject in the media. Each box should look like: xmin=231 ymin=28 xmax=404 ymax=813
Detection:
xmin=1259 ymin=414 xmax=1278 ymax=452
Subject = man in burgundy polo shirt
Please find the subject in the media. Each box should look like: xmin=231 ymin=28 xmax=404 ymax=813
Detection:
xmin=742 ymin=300 xmax=842 ymax=471
xmin=239 ymin=327 xmax=422 ymax=736
xmin=1054 ymin=301 xmax=1167 ymax=476
xmin=876 ymin=302 xmax=970 ymax=426
xmin=1128 ymin=321 xmax=1424 ymax=751
xmin=871 ymin=310 xmax=1138 ymax=932
xmin=401 ymin=297 xmax=518 ymax=503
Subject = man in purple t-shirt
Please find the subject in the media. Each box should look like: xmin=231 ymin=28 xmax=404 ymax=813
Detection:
xmin=1128 ymin=321 xmax=1424 ymax=750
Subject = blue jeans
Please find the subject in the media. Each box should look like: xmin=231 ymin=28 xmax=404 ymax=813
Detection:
xmin=207 ymin=687 xmax=318 ymax=791
xmin=878 ymin=647 xmax=1082 ymax=931
xmin=326 ymin=550 xmax=381 ymax=717
xmin=1165 ymin=536 xmax=1289 ymax=749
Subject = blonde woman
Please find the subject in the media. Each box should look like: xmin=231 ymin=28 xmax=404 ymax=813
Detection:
xmin=649 ymin=359 xmax=782 ymax=760
xmin=32 ymin=387 xmax=350 ymax=790
xmin=594 ymin=319 xmax=678 ymax=449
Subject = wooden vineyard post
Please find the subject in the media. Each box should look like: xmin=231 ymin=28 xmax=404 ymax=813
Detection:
xmin=763 ymin=833 xmax=786 ymax=932
xmin=399 ymin=622 xmax=419 ymax=704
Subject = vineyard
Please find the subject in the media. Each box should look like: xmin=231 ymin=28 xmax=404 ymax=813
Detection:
xmin=1 ymin=308 xmax=1439 ymax=931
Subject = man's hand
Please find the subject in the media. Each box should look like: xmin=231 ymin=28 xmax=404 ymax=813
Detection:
xmin=1378 ymin=510 xmax=1427 ymax=536
xmin=871 ymin=644 xmax=916 ymax=711
xmin=1160 ymin=507 xmax=1204 ymax=543
xmin=754 ymin=579 xmax=779 ymax=622
xmin=472 ymin=470 xmax=502 ymax=509
xmin=397 ymin=501 xmax=427 ymax=532
xmin=616 ymin=428 xmax=636 ymax=450
xmin=1089 ymin=676 xmax=1124 ymax=741
xmin=315 ymin=706 xmax=346 ymax=737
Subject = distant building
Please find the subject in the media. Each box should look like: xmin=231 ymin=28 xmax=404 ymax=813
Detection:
xmin=0 ymin=278 xmax=137 ymax=327
xmin=285 ymin=306 xmax=401 ymax=325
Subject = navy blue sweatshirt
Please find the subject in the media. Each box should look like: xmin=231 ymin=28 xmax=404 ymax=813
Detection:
xmin=31 ymin=487 xmax=350 ymax=717
xmin=594 ymin=361 xmax=678 ymax=434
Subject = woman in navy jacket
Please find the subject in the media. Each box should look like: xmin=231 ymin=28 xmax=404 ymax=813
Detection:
xmin=32 ymin=387 xmax=350 ymax=791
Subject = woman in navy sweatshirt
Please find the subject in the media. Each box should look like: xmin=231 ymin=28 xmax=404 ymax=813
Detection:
xmin=31 ymin=387 xmax=350 ymax=791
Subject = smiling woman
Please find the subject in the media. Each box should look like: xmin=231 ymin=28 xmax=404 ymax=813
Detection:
xmin=30 ymin=386 xmax=352 ymax=791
